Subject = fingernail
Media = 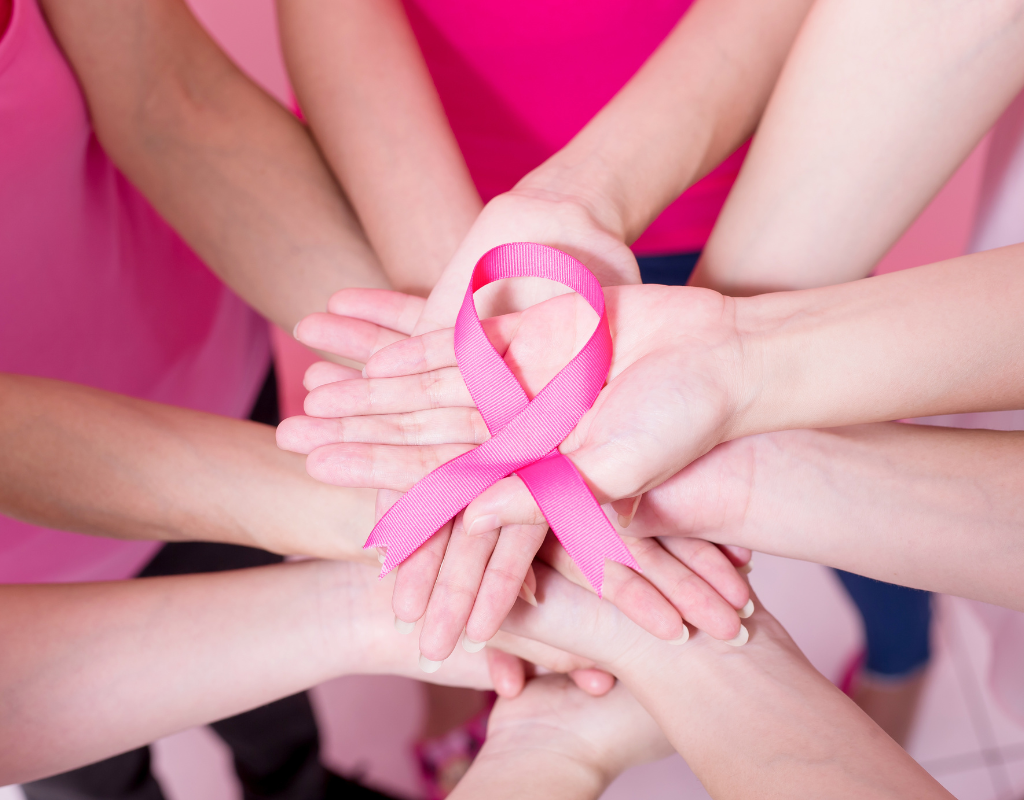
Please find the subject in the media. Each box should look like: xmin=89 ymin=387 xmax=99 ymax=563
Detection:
xmin=738 ymin=563 xmax=753 ymax=575
xmin=617 ymin=495 xmax=643 ymax=529
xmin=292 ymin=321 xmax=302 ymax=340
xmin=376 ymin=547 xmax=387 ymax=564
xmin=418 ymin=654 xmax=443 ymax=673
xmin=725 ymin=624 xmax=749 ymax=647
xmin=668 ymin=626 xmax=689 ymax=646
xmin=518 ymin=581 xmax=538 ymax=607
xmin=462 ymin=633 xmax=488 ymax=653
xmin=394 ymin=616 xmax=416 ymax=635
xmin=738 ymin=599 xmax=755 ymax=619
xmin=467 ymin=514 xmax=500 ymax=536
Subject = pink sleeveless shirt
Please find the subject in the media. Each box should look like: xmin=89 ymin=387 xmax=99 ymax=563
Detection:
xmin=0 ymin=0 xmax=270 ymax=583
xmin=404 ymin=0 xmax=747 ymax=255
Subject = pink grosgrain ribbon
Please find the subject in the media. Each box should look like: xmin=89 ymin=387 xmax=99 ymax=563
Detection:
xmin=364 ymin=242 xmax=639 ymax=596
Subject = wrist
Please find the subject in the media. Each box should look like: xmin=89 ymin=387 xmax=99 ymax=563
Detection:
xmin=462 ymin=732 xmax=608 ymax=800
xmin=722 ymin=291 xmax=801 ymax=442
xmin=513 ymin=161 xmax=631 ymax=245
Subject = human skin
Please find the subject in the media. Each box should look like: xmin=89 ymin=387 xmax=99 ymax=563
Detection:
xmin=39 ymin=0 xmax=390 ymax=333
xmin=448 ymin=674 xmax=672 ymax=800
xmin=0 ymin=374 xmax=376 ymax=562
xmin=0 ymin=376 xmax=609 ymax=698
xmin=282 ymin=246 xmax=1024 ymax=633
xmin=3 ymin=2 xmax=396 ymax=562
xmin=500 ymin=565 xmax=953 ymax=800
xmin=628 ymin=423 xmax=1024 ymax=612
xmin=693 ymin=0 xmax=1024 ymax=294
xmin=278 ymin=0 xmax=814 ymax=329
xmin=0 ymin=560 xmax=490 ymax=786
xmin=277 ymin=0 xmax=810 ymax=663
xmin=282 ymin=291 xmax=754 ymax=659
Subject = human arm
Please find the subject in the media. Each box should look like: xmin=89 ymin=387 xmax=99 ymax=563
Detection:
xmin=693 ymin=0 xmax=1024 ymax=294
xmin=39 ymin=0 xmax=388 ymax=332
xmin=0 ymin=560 xmax=490 ymax=786
xmin=449 ymin=674 xmax=671 ymax=800
xmin=499 ymin=564 xmax=952 ymax=800
xmin=629 ymin=423 xmax=1024 ymax=612
xmin=277 ymin=0 xmax=482 ymax=298
xmin=288 ymin=245 xmax=1024 ymax=549
xmin=0 ymin=373 xmax=376 ymax=561
xmin=279 ymin=0 xmax=814 ymax=331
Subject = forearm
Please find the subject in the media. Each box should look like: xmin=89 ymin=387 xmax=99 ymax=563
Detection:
xmin=0 ymin=374 xmax=374 ymax=561
xmin=450 ymin=746 xmax=604 ymax=800
xmin=501 ymin=569 xmax=949 ymax=799
xmin=278 ymin=0 xmax=482 ymax=296
xmin=641 ymin=424 xmax=1024 ymax=610
xmin=41 ymin=0 xmax=388 ymax=331
xmin=735 ymin=249 xmax=1024 ymax=438
xmin=0 ymin=560 xmax=356 ymax=784
xmin=517 ymin=0 xmax=812 ymax=244
xmin=618 ymin=634 xmax=947 ymax=799
xmin=696 ymin=0 xmax=1024 ymax=294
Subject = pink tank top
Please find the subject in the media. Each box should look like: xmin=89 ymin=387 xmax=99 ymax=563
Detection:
xmin=404 ymin=0 xmax=746 ymax=255
xmin=0 ymin=0 xmax=270 ymax=583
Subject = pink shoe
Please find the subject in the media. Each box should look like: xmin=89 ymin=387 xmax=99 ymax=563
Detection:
xmin=414 ymin=698 xmax=494 ymax=800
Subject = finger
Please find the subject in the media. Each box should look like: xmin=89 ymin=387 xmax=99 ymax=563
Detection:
xmin=294 ymin=312 xmax=407 ymax=363
xmin=488 ymin=629 xmax=599 ymax=675
xmin=718 ymin=544 xmax=753 ymax=567
xmin=276 ymin=408 xmax=489 ymax=454
xmin=392 ymin=520 xmax=452 ymax=625
xmin=485 ymin=648 xmax=527 ymax=698
xmin=465 ymin=524 xmax=548 ymax=643
xmin=327 ymin=288 xmax=426 ymax=336
xmin=625 ymin=537 xmax=743 ymax=641
xmin=304 ymin=368 xmax=473 ymax=418
xmin=302 ymin=361 xmax=361 ymax=391
xmin=610 ymin=495 xmax=643 ymax=528
xmin=418 ymin=515 xmax=503 ymax=661
xmin=306 ymin=442 xmax=474 ymax=490
xmin=364 ymin=312 xmax=522 ymax=378
xmin=463 ymin=476 xmax=548 ymax=533
xmin=364 ymin=328 xmax=457 ymax=378
xmin=499 ymin=562 xmax=641 ymax=666
xmin=568 ymin=668 xmax=616 ymax=697
xmin=538 ymin=535 xmax=686 ymax=641
xmin=659 ymin=536 xmax=752 ymax=615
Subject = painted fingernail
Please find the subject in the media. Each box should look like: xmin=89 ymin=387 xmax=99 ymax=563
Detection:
xmin=418 ymin=654 xmax=443 ymax=673
xmin=518 ymin=581 xmax=538 ymax=607
xmin=617 ymin=495 xmax=643 ymax=529
xmin=462 ymin=633 xmax=488 ymax=653
xmin=376 ymin=547 xmax=387 ymax=564
xmin=738 ymin=599 xmax=755 ymax=619
xmin=668 ymin=626 xmax=690 ymax=646
xmin=394 ymin=616 xmax=416 ymax=635
xmin=725 ymin=624 xmax=749 ymax=647
xmin=738 ymin=563 xmax=753 ymax=575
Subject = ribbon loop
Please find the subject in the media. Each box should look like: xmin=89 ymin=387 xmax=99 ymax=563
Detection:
xmin=365 ymin=243 xmax=638 ymax=595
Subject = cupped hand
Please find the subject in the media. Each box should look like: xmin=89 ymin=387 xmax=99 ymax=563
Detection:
xmin=471 ymin=674 xmax=673 ymax=791
xmin=410 ymin=188 xmax=643 ymax=335
xmin=279 ymin=284 xmax=753 ymax=665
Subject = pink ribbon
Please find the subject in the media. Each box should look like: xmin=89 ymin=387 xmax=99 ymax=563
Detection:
xmin=365 ymin=243 xmax=638 ymax=595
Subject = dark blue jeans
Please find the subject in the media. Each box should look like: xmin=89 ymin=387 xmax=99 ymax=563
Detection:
xmin=636 ymin=252 xmax=932 ymax=679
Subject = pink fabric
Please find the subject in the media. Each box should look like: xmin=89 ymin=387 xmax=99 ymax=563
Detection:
xmin=0 ymin=0 xmax=270 ymax=584
xmin=368 ymin=244 xmax=637 ymax=594
xmin=404 ymin=0 xmax=747 ymax=256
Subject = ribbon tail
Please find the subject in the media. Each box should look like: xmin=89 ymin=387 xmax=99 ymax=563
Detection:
xmin=517 ymin=454 xmax=638 ymax=598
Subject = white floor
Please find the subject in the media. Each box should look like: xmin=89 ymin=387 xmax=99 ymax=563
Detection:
xmin=5 ymin=553 xmax=1024 ymax=800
